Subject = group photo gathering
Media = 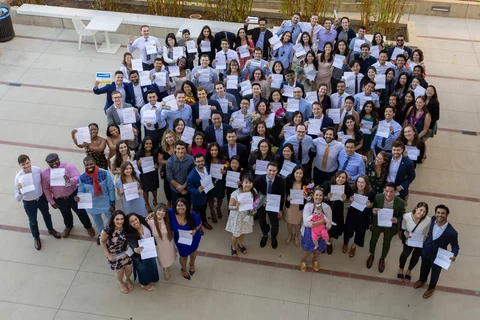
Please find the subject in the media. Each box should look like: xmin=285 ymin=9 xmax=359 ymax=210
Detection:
xmin=2 ymin=1 xmax=478 ymax=319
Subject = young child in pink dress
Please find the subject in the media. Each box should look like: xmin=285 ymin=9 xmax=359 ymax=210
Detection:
xmin=307 ymin=205 xmax=331 ymax=249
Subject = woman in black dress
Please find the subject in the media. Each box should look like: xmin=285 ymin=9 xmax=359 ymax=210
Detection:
xmin=136 ymin=136 xmax=161 ymax=213
xmin=205 ymin=142 xmax=227 ymax=222
xmin=321 ymin=170 xmax=353 ymax=254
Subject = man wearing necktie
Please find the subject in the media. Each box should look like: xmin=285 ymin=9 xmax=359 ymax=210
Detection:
xmin=285 ymin=123 xmax=314 ymax=174
xmin=338 ymin=139 xmax=365 ymax=183
xmin=312 ymin=128 xmax=344 ymax=186
xmin=253 ymin=162 xmax=285 ymax=249
xmin=127 ymin=25 xmax=162 ymax=71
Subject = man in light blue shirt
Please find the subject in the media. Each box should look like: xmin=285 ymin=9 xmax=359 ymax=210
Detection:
xmin=338 ymin=139 xmax=365 ymax=183
xmin=191 ymin=54 xmax=219 ymax=94
xmin=349 ymin=26 xmax=371 ymax=54
xmin=158 ymin=90 xmax=193 ymax=128
xmin=393 ymin=54 xmax=412 ymax=82
xmin=286 ymin=87 xmax=312 ymax=121
xmin=243 ymin=48 xmax=271 ymax=78
xmin=230 ymin=98 xmax=252 ymax=142
xmin=354 ymin=79 xmax=380 ymax=112
xmin=371 ymin=106 xmax=402 ymax=154
xmin=149 ymin=57 xmax=171 ymax=99
xmin=285 ymin=124 xmax=314 ymax=172
xmin=276 ymin=13 xmax=302 ymax=44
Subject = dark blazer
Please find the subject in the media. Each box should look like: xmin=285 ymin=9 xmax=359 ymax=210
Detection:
xmin=244 ymin=23 xmax=273 ymax=60
xmin=387 ymin=46 xmax=413 ymax=60
xmin=253 ymin=174 xmax=286 ymax=213
xmin=213 ymin=31 xmax=237 ymax=52
xmin=205 ymin=123 xmax=233 ymax=145
xmin=125 ymin=82 xmax=157 ymax=107
xmin=389 ymin=154 xmax=416 ymax=199
xmin=221 ymin=143 xmax=248 ymax=170
xmin=335 ymin=26 xmax=356 ymax=45
xmin=93 ymin=82 xmax=133 ymax=112
xmin=423 ymin=216 xmax=459 ymax=259
xmin=191 ymin=100 xmax=223 ymax=131
xmin=106 ymin=103 xmax=138 ymax=126
xmin=372 ymin=194 xmax=405 ymax=232
xmin=186 ymin=167 xmax=208 ymax=206
xmin=321 ymin=115 xmax=334 ymax=131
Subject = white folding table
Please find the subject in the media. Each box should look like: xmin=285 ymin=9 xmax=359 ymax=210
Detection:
xmin=85 ymin=16 xmax=124 ymax=54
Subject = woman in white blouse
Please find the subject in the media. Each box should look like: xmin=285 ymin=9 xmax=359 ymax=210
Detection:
xmin=397 ymin=202 xmax=431 ymax=282
xmin=299 ymin=187 xmax=332 ymax=272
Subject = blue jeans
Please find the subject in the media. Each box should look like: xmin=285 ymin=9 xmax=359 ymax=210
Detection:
xmin=23 ymin=194 xmax=54 ymax=238
xmin=90 ymin=212 xmax=111 ymax=233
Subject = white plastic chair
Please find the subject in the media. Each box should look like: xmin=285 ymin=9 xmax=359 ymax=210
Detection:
xmin=72 ymin=15 xmax=98 ymax=51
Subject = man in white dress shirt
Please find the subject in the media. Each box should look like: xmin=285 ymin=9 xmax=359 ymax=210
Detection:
xmin=128 ymin=25 xmax=162 ymax=71
xmin=14 ymin=155 xmax=61 ymax=250
xmin=330 ymin=81 xmax=348 ymax=109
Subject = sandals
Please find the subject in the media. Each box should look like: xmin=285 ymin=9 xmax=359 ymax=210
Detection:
xmin=189 ymin=264 xmax=196 ymax=276
xmin=216 ymin=207 xmax=223 ymax=219
xmin=404 ymin=274 xmax=412 ymax=281
xmin=237 ymin=244 xmax=247 ymax=254
xmin=211 ymin=211 xmax=218 ymax=223
xmin=231 ymin=246 xmax=238 ymax=257
xmin=181 ymin=268 xmax=191 ymax=280
xmin=125 ymin=279 xmax=134 ymax=291
xmin=118 ymin=282 xmax=129 ymax=294
xmin=285 ymin=234 xmax=293 ymax=245
xmin=397 ymin=274 xmax=405 ymax=282
xmin=294 ymin=234 xmax=300 ymax=247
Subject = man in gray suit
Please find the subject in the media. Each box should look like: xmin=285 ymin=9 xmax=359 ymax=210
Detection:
xmin=106 ymin=91 xmax=139 ymax=126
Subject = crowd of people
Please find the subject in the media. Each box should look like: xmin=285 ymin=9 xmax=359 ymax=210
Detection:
xmin=13 ymin=14 xmax=459 ymax=300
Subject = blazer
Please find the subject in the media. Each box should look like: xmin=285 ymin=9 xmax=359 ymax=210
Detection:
xmin=205 ymin=123 xmax=233 ymax=145
xmin=106 ymin=103 xmax=138 ymax=126
xmin=280 ymin=81 xmax=305 ymax=94
xmin=388 ymin=46 xmax=413 ymax=60
xmin=186 ymin=167 xmax=208 ymax=206
xmin=221 ymin=143 xmax=248 ymax=170
xmin=244 ymin=23 xmax=273 ymax=60
xmin=253 ymin=174 xmax=286 ymax=213
xmin=321 ymin=116 xmax=334 ymax=131
xmin=335 ymin=26 xmax=356 ymax=45
xmin=93 ymin=82 xmax=133 ymax=112
xmin=423 ymin=216 xmax=459 ymax=260
xmin=389 ymin=154 xmax=416 ymax=198
xmin=191 ymin=100 xmax=223 ymax=131
xmin=213 ymin=31 xmax=237 ymax=52
xmin=125 ymin=82 xmax=157 ymax=108
xmin=372 ymin=194 xmax=405 ymax=232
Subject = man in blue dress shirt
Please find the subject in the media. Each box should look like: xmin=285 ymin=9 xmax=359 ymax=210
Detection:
xmin=158 ymin=90 xmax=193 ymax=129
xmin=371 ymin=105 xmax=402 ymax=154
xmin=285 ymin=123 xmax=314 ymax=173
xmin=338 ymin=139 xmax=365 ymax=183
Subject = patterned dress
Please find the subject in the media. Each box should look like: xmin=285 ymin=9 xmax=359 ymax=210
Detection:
xmin=225 ymin=189 xmax=256 ymax=238
xmin=105 ymin=227 xmax=132 ymax=270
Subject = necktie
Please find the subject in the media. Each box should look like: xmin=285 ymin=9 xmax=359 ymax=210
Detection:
xmin=381 ymin=137 xmax=386 ymax=148
xmin=321 ymin=143 xmax=330 ymax=170
xmin=225 ymin=53 xmax=228 ymax=70
xmin=336 ymin=95 xmax=342 ymax=109
xmin=146 ymin=39 xmax=151 ymax=60
xmin=310 ymin=25 xmax=314 ymax=41
xmin=355 ymin=75 xmax=359 ymax=94
xmin=342 ymin=156 xmax=350 ymax=170
xmin=298 ymin=140 xmax=303 ymax=163
xmin=267 ymin=180 xmax=273 ymax=194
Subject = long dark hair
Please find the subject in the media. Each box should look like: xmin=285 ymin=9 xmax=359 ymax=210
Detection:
xmin=226 ymin=59 xmax=241 ymax=76
xmin=271 ymin=61 xmax=285 ymax=79
xmin=375 ymin=151 xmax=390 ymax=183
xmin=252 ymin=121 xmax=269 ymax=137
xmin=197 ymin=25 xmax=213 ymax=43
xmin=330 ymin=170 xmax=348 ymax=185
xmin=239 ymin=173 xmax=257 ymax=199
xmin=288 ymin=111 xmax=304 ymax=126
xmin=394 ymin=72 xmax=410 ymax=93
xmin=351 ymin=174 xmax=372 ymax=195
xmin=192 ymin=131 xmax=207 ymax=149
xmin=300 ymin=31 xmax=312 ymax=47
xmin=114 ymin=140 xmax=130 ymax=169
xmin=359 ymin=100 xmax=377 ymax=120
xmin=304 ymin=50 xmax=318 ymax=70
xmin=287 ymin=164 xmax=309 ymax=187
xmin=319 ymin=42 xmax=334 ymax=63
xmin=119 ymin=161 xmax=140 ymax=184
xmin=278 ymin=143 xmax=297 ymax=169
xmin=106 ymin=210 xmax=126 ymax=238
xmin=152 ymin=203 xmax=173 ymax=241
xmin=165 ymin=32 xmax=178 ymax=47
xmin=253 ymin=139 xmax=274 ymax=160
xmin=397 ymin=124 xmax=421 ymax=148
xmin=205 ymin=142 xmax=224 ymax=164
xmin=181 ymin=80 xmax=198 ymax=101
xmin=125 ymin=212 xmax=149 ymax=240
xmin=137 ymin=136 xmax=158 ymax=158
xmin=340 ymin=114 xmax=361 ymax=137
xmin=334 ymin=39 xmax=350 ymax=57
xmin=249 ymin=67 xmax=267 ymax=82
xmin=106 ymin=124 xmax=119 ymax=137
xmin=174 ymin=198 xmax=196 ymax=230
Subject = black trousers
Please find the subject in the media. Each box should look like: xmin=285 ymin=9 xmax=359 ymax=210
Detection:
xmin=193 ymin=204 xmax=208 ymax=222
xmin=257 ymin=207 xmax=279 ymax=238
xmin=419 ymin=253 xmax=443 ymax=290
xmin=54 ymin=190 xmax=92 ymax=229
xmin=144 ymin=126 xmax=166 ymax=147
xmin=171 ymin=191 xmax=189 ymax=208
xmin=399 ymin=243 xmax=422 ymax=270
xmin=142 ymin=62 xmax=154 ymax=71
xmin=314 ymin=167 xmax=336 ymax=187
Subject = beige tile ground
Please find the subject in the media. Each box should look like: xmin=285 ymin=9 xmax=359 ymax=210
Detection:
xmin=0 ymin=301 xmax=57 ymax=320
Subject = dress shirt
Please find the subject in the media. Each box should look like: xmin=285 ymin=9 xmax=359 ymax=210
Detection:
xmin=344 ymin=73 xmax=364 ymax=96
xmin=432 ymin=221 xmax=449 ymax=241
xmin=330 ymin=92 xmax=347 ymax=109
xmin=214 ymin=126 xmax=224 ymax=146
xmin=159 ymin=104 xmax=193 ymax=129
xmin=115 ymin=85 xmax=126 ymax=104
xmin=276 ymin=21 xmax=302 ymax=45
xmin=195 ymin=167 xmax=208 ymax=180
xmin=227 ymin=144 xmax=237 ymax=159
xmin=243 ymin=58 xmax=271 ymax=78
xmin=214 ymin=49 xmax=239 ymax=72
xmin=372 ymin=61 xmax=395 ymax=76
xmin=297 ymin=22 xmax=323 ymax=45
xmin=387 ymin=156 xmax=402 ymax=183
xmin=132 ymin=83 xmax=146 ymax=107
xmin=256 ymin=31 xmax=266 ymax=49
xmin=354 ymin=92 xmax=380 ymax=112
xmin=142 ymin=102 xmax=166 ymax=131
xmin=149 ymin=67 xmax=170 ymax=93
xmin=393 ymin=65 xmax=412 ymax=82
xmin=41 ymin=162 xmax=80 ymax=205
xmin=191 ymin=66 xmax=219 ymax=93
xmin=285 ymin=135 xmax=314 ymax=164
xmin=312 ymin=139 xmax=343 ymax=172
xmin=14 ymin=166 xmax=43 ymax=202
xmin=285 ymin=98 xmax=312 ymax=122
xmin=266 ymin=176 xmax=275 ymax=194
xmin=371 ymin=119 xmax=402 ymax=151
xmin=317 ymin=28 xmax=337 ymax=52
xmin=114 ymin=105 xmax=124 ymax=124
xmin=166 ymin=154 xmax=195 ymax=192
xmin=349 ymin=37 xmax=371 ymax=53
xmin=338 ymin=150 xmax=366 ymax=182
xmin=127 ymin=36 xmax=162 ymax=65
xmin=231 ymin=110 xmax=252 ymax=139
xmin=273 ymin=43 xmax=294 ymax=69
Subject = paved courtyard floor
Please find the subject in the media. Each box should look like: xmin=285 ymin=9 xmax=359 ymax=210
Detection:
xmin=0 ymin=13 xmax=479 ymax=320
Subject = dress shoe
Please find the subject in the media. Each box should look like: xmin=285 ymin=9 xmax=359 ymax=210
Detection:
xmin=34 ymin=238 xmax=42 ymax=250
xmin=48 ymin=229 xmax=61 ymax=239
xmin=366 ymin=255 xmax=375 ymax=269
xmin=202 ymin=221 xmax=212 ymax=230
xmin=87 ymin=227 xmax=95 ymax=237
xmin=342 ymin=244 xmax=348 ymax=253
xmin=271 ymin=237 xmax=278 ymax=249
xmin=349 ymin=245 xmax=356 ymax=258
xmin=326 ymin=244 xmax=333 ymax=254
xmin=413 ymin=280 xmax=424 ymax=289
xmin=422 ymin=289 xmax=435 ymax=299
xmin=62 ymin=227 xmax=72 ymax=238
xmin=378 ymin=258 xmax=385 ymax=273
xmin=260 ymin=236 xmax=268 ymax=248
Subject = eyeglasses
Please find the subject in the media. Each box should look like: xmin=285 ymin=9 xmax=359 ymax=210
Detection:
xmin=112 ymin=96 xmax=122 ymax=100
xmin=397 ymin=39 xmax=404 ymax=42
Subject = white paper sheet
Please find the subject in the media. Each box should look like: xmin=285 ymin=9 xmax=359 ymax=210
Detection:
xmin=286 ymin=98 xmax=299 ymax=112
xmin=330 ymin=185 xmax=345 ymax=201
xmin=178 ymin=230 xmax=193 ymax=245
xmin=360 ymin=120 xmax=373 ymax=135
xmin=434 ymin=248 xmax=454 ymax=270
xmin=129 ymin=160 xmax=141 ymax=177
xmin=180 ymin=126 xmax=195 ymax=144
xmin=265 ymin=113 xmax=275 ymax=128
xmin=351 ymin=193 xmax=368 ymax=211
xmin=210 ymin=164 xmax=224 ymax=180
xmin=199 ymin=105 xmax=211 ymax=120
xmin=186 ymin=40 xmax=196 ymax=53
xmin=307 ymin=119 xmax=322 ymax=136
xmin=374 ymin=74 xmax=386 ymax=89
xmin=168 ymin=65 xmax=180 ymax=77
xmin=50 ymin=168 xmax=66 ymax=187
xmin=120 ymin=124 xmax=134 ymax=140
xmin=239 ymin=45 xmax=250 ymax=58
xmin=255 ymin=160 xmax=269 ymax=175
xmin=328 ymin=109 xmax=341 ymax=124
xmin=266 ymin=194 xmax=281 ymax=212
xmin=268 ymin=35 xmax=282 ymax=50
xmin=405 ymin=145 xmax=420 ymax=161
xmin=282 ymin=86 xmax=294 ymax=98
xmin=391 ymin=47 xmax=405 ymax=60
xmin=140 ymin=156 xmax=155 ymax=174
xmin=333 ymin=54 xmax=345 ymax=69
xmin=132 ymin=58 xmax=143 ymax=71
xmin=124 ymin=182 xmax=139 ymax=201
xmin=77 ymin=192 xmax=92 ymax=209
xmin=75 ymin=127 xmax=91 ymax=144
xmin=218 ymin=98 xmax=229 ymax=114
xmin=293 ymin=43 xmax=306 ymax=57
xmin=280 ymin=160 xmax=296 ymax=177
xmin=353 ymin=39 xmax=365 ymax=53
xmin=377 ymin=208 xmax=394 ymax=227
xmin=251 ymin=136 xmax=263 ymax=151
xmin=154 ymin=71 xmax=167 ymax=86
xmin=231 ymin=114 xmax=244 ymax=129
xmin=371 ymin=45 xmax=380 ymax=58
xmin=376 ymin=122 xmax=390 ymax=138
xmin=122 ymin=108 xmax=136 ymax=124
xmin=226 ymin=78 xmax=238 ymax=89
xmin=305 ymin=91 xmax=317 ymax=103
xmin=413 ymin=85 xmax=426 ymax=98
xmin=284 ymin=126 xmax=296 ymax=139
xmin=200 ymin=175 xmax=214 ymax=193
xmin=146 ymin=44 xmax=157 ymax=55
xmin=238 ymin=192 xmax=254 ymax=211
xmin=226 ymin=171 xmax=240 ymax=188
xmin=290 ymin=189 xmax=304 ymax=205
xmin=138 ymin=237 xmax=158 ymax=259
xmin=271 ymin=74 xmax=283 ymax=89
xmin=173 ymin=47 xmax=183 ymax=60
xmin=19 ymin=173 xmax=35 ymax=194
xmin=306 ymin=70 xmax=316 ymax=81
xmin=407 ymin=232 xmax=424 ymax=248
xmin=200 ymin=40 xmax=211 ymax=52
xmin=95 ymin=72 xmax=112 ymax=85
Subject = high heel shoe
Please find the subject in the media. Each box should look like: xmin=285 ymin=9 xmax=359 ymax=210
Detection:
xmin=285 ymin=233 xmax=293 ymax=245
xmin=181 ymin=268 xmax=191 ymax=280
xmin=216 ymin=207 xmax=223 ymax=219
xmin=211 ymin=211 xmax=218 ymax=223
xmin=189 ymin=264 xmax=196 ymax=276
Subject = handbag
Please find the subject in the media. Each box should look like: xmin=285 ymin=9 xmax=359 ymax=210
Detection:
xmin=399 ymin=215 xmax=424 ymax=244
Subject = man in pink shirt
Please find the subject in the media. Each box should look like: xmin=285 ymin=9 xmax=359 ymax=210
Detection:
xmin=41 ymin=153 xmax=95 ymax=238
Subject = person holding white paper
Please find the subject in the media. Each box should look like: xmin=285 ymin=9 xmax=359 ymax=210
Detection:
xmin=191 ymin=87 xmax=223 ymax=131
xmin=243 ymin=47 xmax=271 ymax=79
xmin=191 ymin=55 xmax=219 ymax=95
xmin=15 ymin=154 xmax=62 ymax=250
xmin=159 ymin=90 xmax=193 ymax=130
xmin=276 ymin=143 xmax=298 ymax=176
xmin=226 ymin=174 xmax=259 ymax=257
xmin=332 ymin=96 xmax=359 ymax=125
xmin=353 ymin=79 xmax=380 ymax=113
xmin=370 ymin=105 xmax=402 ymax=154
xmin=272 ymin=31 xmax=294 ymax=70
xmin=285 ymin=165 xmax=309 ymax=247
xmin=235 ymin=28 xmax=255 ymax=69
xmin=148 ymin=58 xmax=171 ymax=99
xmin=358 ymin=101 xmax=378 ymax=156
xmin=166 ymin=141 xmax=195 ymax=206
xmin=387 ymin=34 xmax=412 ymax=62
xmin=314 ymin=42 xmax=334 ymax=94
xmin=392 ymin=54 xmax=412 ymax=82
xmin=349 ymin=26 xmax=371 ymax=54
xmin=343 ymin=175 xmax=375 ymax=258
xmin=285 ymin=123 xmax=314 ymax=172
xmin=177 ymin=29 xmax=196 ymax=70
xmin=196 ymin=26 xmax=215 ymax=66
xmin=253 ymin=162 xmax=286 ymax=249
xmin=71 ymin=123 xmax=108 ymax=170
xmin=214 ymin=38 xmax=239 ymax=77
xmin=385 ymin=140 xmax=416 ymax=201
xmin=367 ymin=182 xmax=405 ymax=273
xmin=162 ymin=33 xmax=185 ymax=66
xmin=141 ymin=90 xmax=168 ymax=145
xmin=205 ymin=143 xmax=227 ymax=221
xmin=116 ymin=162 xmax=147 ymax=217
xmin=211 ymin=82 xmax=238 ymax=122
xmin=413 ymin=204 xmax=459 ymax=299
xmin=171 ymin=57 xmax=191 ymax=89
xmin=297 ymin=51 xmax=318 ymax=93
xmin=99 ymin=211 xmax=133 ymax=294
xmin=321 ymin=170 xmax=353 ymax=254
xmin=125 ymin=213 xmax=160 ymax=291
xmin=135 ymin=137 xmax=160 ymax=213
xmin=305 ymin=102 xmax=334 ymax=139
xmin=110 ymin=141 xmax=136 ymax=178
xmin=397 ymin=124 xmax=426 ymax=167
xmin=127 ymin=25 xmax=162 ymax=71
xmin=93 ymin=71 xmax=132 ymax=113
xmin=397 ymin=202 xmax=431 ymax=283
xmin=248 ymin=139 xmax=276 ymax=175
xmin=229 ymin=99 xmax=253 ymax=147
xmin=106 ymin=91 xmax=139 ymax=128
xmin=339 ymin=115 xmax=364 ymax=151
xmin=284 ymin=86 xmax=312 ymax=122
xmin=225 ymin=156 xmax=245 ymax=203
xmin=168 ymin=198 xmax=203 ymax=280
xmin=187 ymin=154 xmax=213 ymax=231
